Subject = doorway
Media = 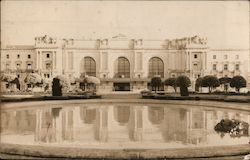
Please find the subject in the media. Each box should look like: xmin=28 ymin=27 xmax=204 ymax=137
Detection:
xmin=114 ymin=83 xmax=130 ymax=91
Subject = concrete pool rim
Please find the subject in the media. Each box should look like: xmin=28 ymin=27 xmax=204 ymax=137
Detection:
xmin=1 ymin=99 xmax=250 ymax=158
xmin=0 ymin=143 xmax=249 ymax=159
xmin=2 ymin=98 xmax=250 ymax=112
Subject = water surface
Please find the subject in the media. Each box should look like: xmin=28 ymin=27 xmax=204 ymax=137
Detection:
xmin=1 ymin=102 xmax=249 ymax=149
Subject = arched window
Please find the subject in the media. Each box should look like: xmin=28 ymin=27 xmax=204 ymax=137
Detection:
xmin=84 ymin=57 xmax=96 ymax=77
xmin=117 ymin=57 xmax=130 ymax=78
xmin=148 ymin=57 xmax=164 ymax=78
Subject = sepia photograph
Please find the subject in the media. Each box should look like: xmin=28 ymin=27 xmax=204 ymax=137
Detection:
xmin=0 ymin=0 xmax=250 ymax=159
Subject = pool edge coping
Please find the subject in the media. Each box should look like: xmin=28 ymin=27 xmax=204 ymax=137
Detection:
xmin=0 ymin=143 xmax=249 ymax=159
xmin=2 ymin=98 xmax=250 ymax=112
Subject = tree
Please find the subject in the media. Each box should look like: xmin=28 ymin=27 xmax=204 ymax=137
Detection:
xmin=56 ymin=75 xmax=71 ymax=91
xmin=0 ymin=73 xmax=19 ymax=91
xmin=150 ymin=76 xmax=162 ymax=93
xmin=219 ymin=77 xmax=232 ymax=93
xmin=24 ymin=73 xmax=43 ymax=88
xmin=201 ymin=75 xmax=220 ymax=93
xmin=230 ymin=76 xmax=246 ymax=92
xmin=11 ymin=78 xmax=20 ymax=90
xmin=0 ymin=73 xmax=17 ymax=82
xmin=176 ymin=75 xmax=191 ymax=96
xmin=164 ymin=78 xmax=177 ymax=92
xmin=76 ymin=75 xmax=100 ymax=91
xmin=52 ymin=78 xmax=62 ymax=96
xmin=195 ymin=77 xmax=203 ymax=92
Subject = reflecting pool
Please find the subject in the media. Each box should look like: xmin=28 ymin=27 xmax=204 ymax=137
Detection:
xmin=1 ymin=103 xmax=249 ymax=149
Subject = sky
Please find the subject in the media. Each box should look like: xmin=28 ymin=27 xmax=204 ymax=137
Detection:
xmin=1 ymin=1 xmax=249 ymax=49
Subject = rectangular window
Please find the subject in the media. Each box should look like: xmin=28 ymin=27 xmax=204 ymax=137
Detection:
xmin=17 ymin=54 xmax=20 ymax=58
xmin=224 ymin=64 xmax=228 ymax=70
xmin=27 ymin=64 xmax=32 ymax=69
xmin=46 ymin=63 xmax=51 ymax=70
xmin=236 ymin=55 xmax=239 ymax=59
xmin=213 ymin=64 xmax=217 ymax=70
xmin=46 ymin=53 xmax=50 ymax=58
xmin=235 ymin=64 xmax=239 ymax=70
xmin=6 ymin=54 xmax=9 ymax=59
xmin=224 ymin=55 xmax=228 ymax=59
xmin=16 ymin=63 xmax=21 ymax=69
xmin=213 ymin=55 xmax=216 ymax=59
xmin=6 ymin=63 xmax=10 ymax=69
xmin=28 ymin=54 xmax=31 ymax=59
xmin=193 ymin=63 xmax=198 ymax=70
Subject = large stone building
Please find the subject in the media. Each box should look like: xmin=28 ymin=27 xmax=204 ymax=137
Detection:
xmin=1 ymin=34 xmax=250 ymax=92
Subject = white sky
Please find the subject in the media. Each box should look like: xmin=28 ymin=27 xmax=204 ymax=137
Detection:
xmin=1 ymin=1 xmax=249 ymax=49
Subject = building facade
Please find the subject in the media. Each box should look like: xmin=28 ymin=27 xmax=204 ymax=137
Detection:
xmin=1 ymin=34 xmax=250 ymax=92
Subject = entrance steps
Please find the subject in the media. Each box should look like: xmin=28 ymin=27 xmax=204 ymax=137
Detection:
xmin=101 ymin=92 xmax=141 ymax=99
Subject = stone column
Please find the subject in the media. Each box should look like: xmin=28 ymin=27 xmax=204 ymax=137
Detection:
xmin=36 ymin=51 xmax=40 ymax=70
xmin=186 ymin=51 xmax=189 ymax=70
xmin=99 ymin=51 xmax=103 ymax=71
xmin=202 ymin=52 xmax=206 ymax=71
xmin=53 ymin=51 xmax=56 ymax=70
xmin=189 ymin=52 xmax=191 ymax=71
xmin=39 ymin=52 xmax=43 ymax=71
xmin=64 ymin=52 xmax=68 ymax=72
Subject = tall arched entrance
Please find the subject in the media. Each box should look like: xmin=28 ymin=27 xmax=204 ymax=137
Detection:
xmin=81 ymin=57 xmax=96 ymax=77
xmin=148 ymin=57 xmax=164 ymax=91
xmin=113 ymin=57 xmax=130 ymax=91
xmin=80 ymin=57 xmax=96 ymax=90
xmin=148 ymin=57 xmax=164 ymax=78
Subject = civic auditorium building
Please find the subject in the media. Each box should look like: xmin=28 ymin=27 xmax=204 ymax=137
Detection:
xmin=1 ymin=34 xmax=250 ymax=92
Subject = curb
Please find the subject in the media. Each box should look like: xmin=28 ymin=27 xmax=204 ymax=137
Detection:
xmin=0 ymin=143 xmax=249 ymax=159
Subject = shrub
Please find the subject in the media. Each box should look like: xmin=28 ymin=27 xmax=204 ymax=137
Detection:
xmin=150 ymin=76 xmax=162 ymax=93
xmin=230 ymin=76 xmax=246 ymax=92
xmin=176 ymin=75 xmax=191 ymax=96
xmin=164 ymin=78 xmax=177 ymax=92
xmin=55 ymin=75 xmax=71 ymax=90
xmin=201 ymin=75 xmax=220 ymax=93
xmin=0 ymin=73 xmax=17 ymax=82
xmin=0 ymin=73 xmax=20 ymax=90
xmin=214 ymin=119 xmax=249 ymax=138
xmin=11 ymin=78 xmax=20 ymax=90
xmin=24 ymin=73 xmax=43 ymax=88
xmin=52 ymin=78 xmax=62 ymax=96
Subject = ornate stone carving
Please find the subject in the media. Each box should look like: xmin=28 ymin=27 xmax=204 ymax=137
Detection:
xmin=164 ymin=36 xmax=207 ymax=49
xmin=35 ymin=35 xmax=57 ymax=45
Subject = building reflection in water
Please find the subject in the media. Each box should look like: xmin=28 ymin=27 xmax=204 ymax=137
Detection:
xmin=1 ymin=109 xmax=36 ymax=135
xmin=1 ymin=104 xmax=249 ymax=147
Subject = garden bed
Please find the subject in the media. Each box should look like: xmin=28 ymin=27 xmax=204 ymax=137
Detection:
xmin=1 ymin=95 xmax=102 ymax=103
xmin=142 ymin=94 xmax=250 ymax=103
